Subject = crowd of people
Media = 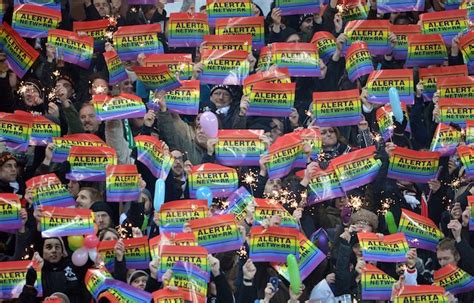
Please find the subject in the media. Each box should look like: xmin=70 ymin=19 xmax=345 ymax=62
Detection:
xmin=0 ymin=0 xmax=473 ymax=302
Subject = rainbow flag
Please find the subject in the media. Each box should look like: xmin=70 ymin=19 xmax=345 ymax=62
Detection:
xmin=253 ymin=198 xmax=299 ymax=229
xmin=98 ymin=279 xmax=152 ymax=302
xmin=170 ymin=261 xmax=209 ymax=301
xmin=460 ymin=1 xmax=474 ymax=21
xmin=0 ymin=112 xmax=32 ymax=148
xmin=392 ymin=285 xmax=448 ymax=303
xmin=249 ymin=226 xmax=299 ymax=263
xmin=215 ymin=129 xmax=265 ymax=166
xmin=73 ymin=19 xmax=112 ymax=48
xmin=12 ymin=4 xmax=60 ymax=38
xmin=438 ymin=76 xmax=474 ymax=99
xmin=469 ymin=196 xmax=474 ymax=231
xmin=168 ymin=12 xmax=209 ymax=47
xmin=467 ymin=120 xmax=474 ymax=144
xmin=215 ymin=16 xmax=265 ymax=49
xmin=418 ymin=65 xmax=468 ymax=101
xmin=346 ymin=41 xmax=374 ymax=82
xmin=342 ymin=0 xmax=369 ymax=22
xmin=243 ymin=67 xmax=290 ymax=95
xmin=151 ymin=80 xmax=200 ymax=115
xmin=295 ymin=128 xmax=322 ymax=160
xmin=158 ymin=199 xmax=208 ymax=233
xmin=113 ymin=24 xmax=163 ymax=61
xmin=200 ymin=49 xmax=249 ymax=85
xmin=103 ymin=50 xmax=128 ymax=85
xmin=457 ymin=145 xmax=474 ymax=179
xmin=188 ymin=163 xmax=239 ymax=198
xmin=438 ymin=98 xmax=474 ymax=127
xmin=332 ymin=146 xmax=381 ymax=191
xmin=358 ymin=232 xmax=409 ymax=262
xmin=387 ymin=146 xmax=440 ymax=183
xmin=66 ymin=146 xmax=117 ymax=181
xmin=47 ymin=29 xmax=94 ymax=69
xmin=158 ymin=245 xmax=209 ymax=281
xmin=434 ymin=264 xmax=474 ymax=295
xmin=85 ymin=268 xmax=112 ymax=299
xmin=149 ymin=232 xmax=197 ymax=260
xmin=51 ymin=133 xmax=106 ymax=163
xmin=311 ymin=31 xmax=337 ymax=63
xmin=203 ymin=34 xmax=252 ymax=53
xmin=420 ymin=10 xmax=469 ymax=46
xmin=344 ymin=20 xmax=391 ymax=55
xmin=189 ymin=214 xmax=243 ymax=254
xmin=206 ymin=0 xmax=252 ymax=26
xmin=257 ymin=46 xmax=272 ymax=71
xmin=219 ymin=186 xmax=255 ymax=222
xmin=405 ymin=33 xmax=447 ymax=68
xmin=367 ymin=69 xmax=414 ymax=104
xmin=134 ymin=65 xmax=181 ymax=92
xmin=431 ymin=123 xmax=462 ymax=156
xmin=26 ymin=173 xmax=60 ymax=189
xmin=0 ymin=3 xmax=4 ymax=23
xmin=123 ymin=237 xmax=150 ymax=269
xmin=134 ymin=135 xmax=174 ymax=179
xmin=391 ymin=24 xmax=422 ymax=60
xmin=377 ymin=0 xmax=424 ymax=13
xmin=13 ymin=0 xmax=59 ymax=8
xmin=459 ymin=30 xmax=474 ymax=74
xmin=275 ymin=0 xmax=320 ymax=15
xmin=248 ymin=82 xmax=295 ymax=117
xmin=106 ymin=164 xmax=141 ymax=202
xmin=398 ymin=209 xmax=444 ymax=251
xmin=271 ymin=42 xmax=320 ymax=77
xmin=306 ymin=163 xmax=345 ymax=205
xmin=0 ymin=260 xmax=42 ymax=299
xmin=312 ymin=89 xmax=362 ymax=126
xmin=40 ymin=206 xmax=94 ymax=237
xmin=0 ymin=23 xmax=39 ymax=78
xmin=361 ymin=264 xmax=396 ymax=300
xmin=267 ymin=133 xmax=303 ymax=180
xmin=152 ymin=288 xmax=187 ymax=303
xmin=0 ymin=193 xmax=22 ymax=231
xmin=96 ymin=240 xmax=116 ymax=271
xmin=30 ymin=115 xmax=61 ymax=146
xmin=32 ymin=181 xmax=75 ymax=208
xmin=376 ymin=104 xmax=395 ymax=141
xmin=92 ymin=93 xmax=146 ymax=121
xmin=143 ymin=53 xmax=193 ymax=80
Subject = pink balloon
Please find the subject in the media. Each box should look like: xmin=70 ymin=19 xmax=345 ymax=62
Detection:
xmin=84 ymin=234 xmax=99 ymax=249
xmin=199 ymin=111 xmax=218 ymax=138
xmin=71 ymin=248 xmax=88 ymax=266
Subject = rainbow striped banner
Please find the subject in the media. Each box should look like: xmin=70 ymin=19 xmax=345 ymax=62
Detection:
xmin=149 ymin=232 xmax=197 ymax=260
xmin=275 ymin=0 xmax=320 ymax=15
xmin=346 ymin=41 xmax=374 ymax=82
xmin=152 ymin=288 xmax=187 ymax=303
xmin=103 ymin=50 xmax=128 ymax=85
xmin=377 ymin=0 xmax=424 ymax=13
xmin=361 ymin=264 xmax=396 ymax=300
xmin=405 ymin=33 xmax=447 ymax=68
xmin=271 ymin=42 xmax=320 ymax=77
xmin=92 ymin=93 xmax=146 ymax=121
xmin=106 ymin=164 xmax=140 ymax=202
xmin=253 ymin=198 xmax=299 ymax=229
xmin=123 ymin=237 xmax=150 ymax=269
xmin=12 ymin=4 xmax=60 ymax=38
xmin=420 ymin=9 xmax=469 ymax=46
xmin=344 ymin=20 xmax=391 ymax=55
xmin=206 ymin=0 xmax=252 ymax=26
xmin=312 ymin=89 xmax=362 ymax=127
xmin=306 ymin=163 xmax=345 ymax=205
xmin=113 ymin=24 xmax=163 ymax=61
xmin=98 ymin=279 xmax=152 ymax=302
xmin=387 ymin=146 xmax=440 ymax=183
xmin=439 ymin=98 xmax=474 ymax=127
xmin=30 ymin=115 xmax=61 ymax=146
xmin=40 ymin=206 xmax=95 ymax=237
xmin=0 ymin=23 xmax=39 ymax=78
xmin=134 ymin=135 xmax=174 ymax=179
xmin=469 ymin=196 xmax=474 ymax=231
xmin=376 ymin=104 xmax=395 ymax=141
xmin=295 ymin=127 xmax=322 ymax=160
xmin=434 ymin=264 xmax=474 ymax=295
xmin=0 ymin=112 xmax=32 ymax=148
xmin=13 ymin=0 xmax=59 ymax=8
xmin=188 ymin=163 xmax=239 ymax=198
xmin=467 ymin=120 xmax=474 ymax=144
xmin=342 ymin=0 xmax=369 ymax=22
xmin=168 ymin=12 xmax=209 ymax=47
xmin=32 ymin=181 xmax=75 ymax=208
xmin=134 ymin=65 xmax=182 ymax=92
xmin=267 ymin=133 xmax=304 ymax=180
xmin=158 ymin=245 xmax=209 ymax=281
xmin=203 ymin=34 xmax=252 ymax=53
xmin=0 ymin=193 xmax=22 ymax=231
xmin=170 ymin=261 xmax=209 ymax=301
xmin=51 ymin=133 xmax=106 ymax=163
xmin=438 ymin=76 xmax=474 ymax=99
xmin=311 ymin=31 xmax=337 ymax=63
xmin=460 ymin=1 xmax=474 ymax=21
xmin=66 ymin=146 xmax=117 ymax=181
xmin=418 ymin=65 xmax=468 ymax=101
xmin=85 ymin=268 xmax=112 ymax=299
xmin=367 ymin=69 xmax=414 ymax=104
xmin=391 ymin=24 xmax=421 ymax=60
xmin=358 ymin=232 xmax=409 ymax=262
xmin=459 ymin=28 xmax=474 ymax=74
xmin=457 ymin=145 xmax=474 ymax=179
xmin=73 ymin=19 xmax=112 ymax=48
xmin=215 ymin=16 xmax=265 ymax=49
xmin=243 ymin=67 xmax=290 ymax=95
xmin=0 ymin=3 xmax=4 ymax=23
xmin=158 ymin=199 xmax=208 ymax=233
xmin=219 ymin=186 xmax=255 ymax=222
xmin=143 ymin=53 xmax=193 ymax=80
xmin=392 ymin=285 xmax=448 ymax=303
xmin=200 ymin=49 xmax=249 ymax=85
xmin=189 ymin=214 xmax=243 ymax=254
xmin=215 ymin=129 xmax=265 ymax=166
xmin=26 ymin=173 xmax=60 ymax=190
xmin=431 ymin=123 xmax=462 ymax=156
xmin=248 ymin=82 xmax=295 ymax=117
xmin=332 ymin=146 xmax=382 ymax=191
xmin=249 ymin=226 xmax=299 ymax=263
xmin=0 ymin=260 xmax=42 ymax=299
xmin=161 ymin=80 xmax=200 ymax=115
xmin=96 ymin=240 xmax=117 ymax=271
xmin=398 ymin=208 xmax=444 ymax=251
xmin=257 ymin=46 xmax=272 ymax=71
xmin=47 ymin=29 xmax=94 ymax=69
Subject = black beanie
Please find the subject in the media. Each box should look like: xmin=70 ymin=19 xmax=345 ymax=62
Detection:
xmin=91 ymin=201 xmax=114 ymax=221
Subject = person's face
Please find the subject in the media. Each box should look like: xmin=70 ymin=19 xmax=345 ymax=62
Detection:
xmin=437 ymin=249 xmax=458 ymax=267
xmin=140 ymin=193 xmax=151 ymax=214
xmin=94 ymin=0 xmax=111 ymax=17
xmin=321 ymin=127 xmax=337 ymax=148
xmin=334 ymin=197 xmax=347 ymax=210
xmin=300 ymin=18 xmax=313 ymax=34
xmin=119 ymin=79 xmax=134 ymax=94
xmin=286 ymin=34 xmax=301 ymax=43
xmin=68 ymin=180 xmax=80 ymax=197
xmin=0 ymin=160 xmax=17 ymax=183
xmin=43 ymin=238 xmax=64 ymax=263
xmin=352 ymin=220 xmax=373 ymax=233
xmin=55 ymin=79 xmax=73 ymax=100
xmin=195 ymin=124 xmax=209 ymax=149
xmin=90 ymin=78 xmax=109 ymax=96
xmin=171 ymin=150 xmax=184 ymax=177
xmin=131 ymin=275 xmax=148 ymax=290
xmin=94 ymin=211 xmax=111 ymax=230
xmin=269 ymin=118 xmax=284 ymax=142
xmin=102 ymin=230 xmax=119 ymax=241
xmin=210 ymin=89 xmax=232 ymax=109
xmin=22 ymin=84 xmax=42 ymax=107
xmin=79 ymin=105 xmax=100 ymax=133
xmin=76 ymin=190 xmax=93 ymax=209
xmin=264 ymin=178 xmax=282 ymax=197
